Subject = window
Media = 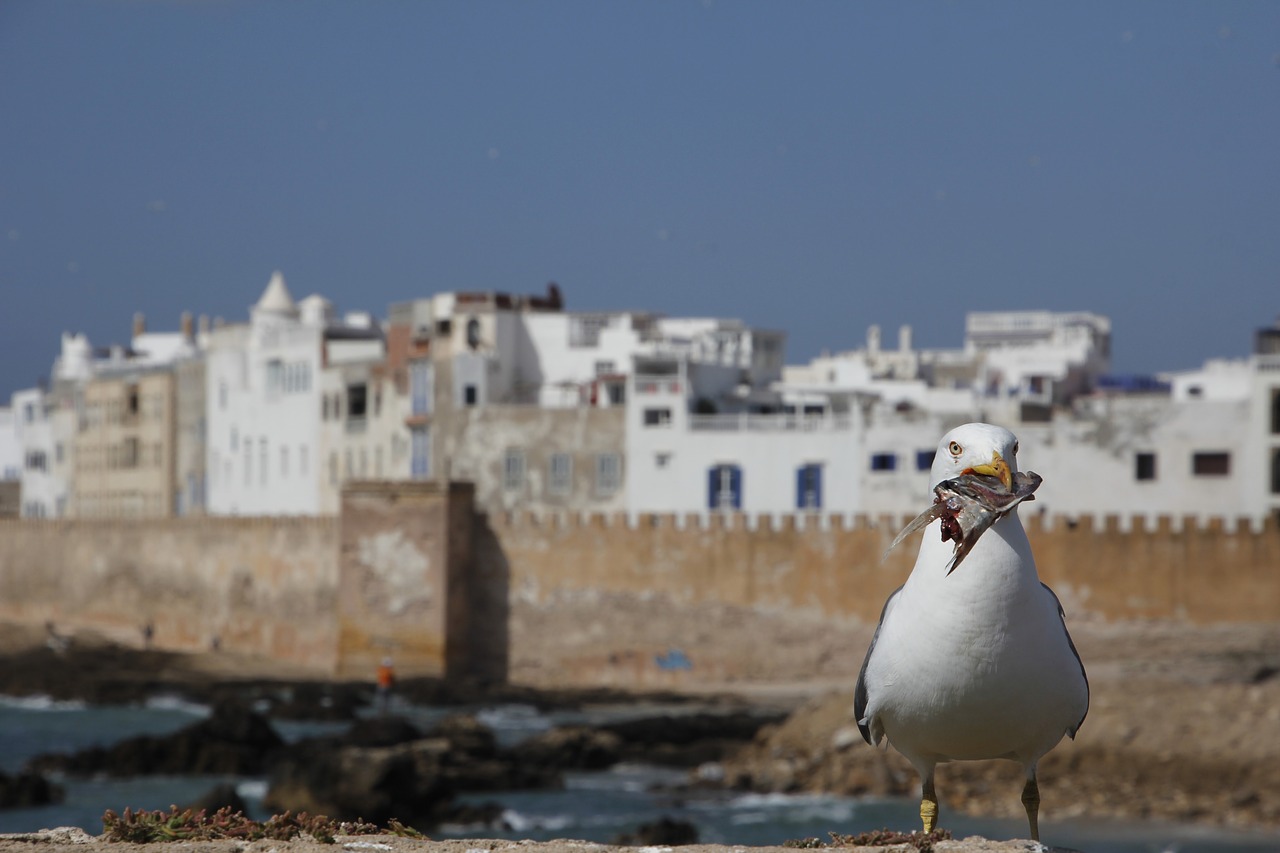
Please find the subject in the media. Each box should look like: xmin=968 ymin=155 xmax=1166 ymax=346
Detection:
xmin=607 ymin=382 xmax=626 ymax=405
xmin=870 ymin=453 xmax=897 ymax=472
xmin=916 ymin=450 xmax=935 ymax=471
xmin=1271 ymin=390 xmax=1280 ymax=435
xmin=122 ymin=438 xmax=139 ymax=469
xmin=796 ymin=464 xmax=822 ymax=510
xmin=463 ymin=384 xmax=479 ymax=406
xmin=244 ymin=440 xmax=252 ymax=486
xmin=329 ymin=452 xmax=338 ymax=485
xmin=280 ymin=446 xmax=289 ymax=478
xmin=1135 ymin=452 xmax=1157 ymax=481
xmin=347 ymin=384 xmax=367 ymax=419
xmin=707 ymin=463 xmax=742 ymax=510
xmin=300 ymin=445 xmax=309 ymax=477
xmin=643 ymin=408 xmax=671 ymax=427
xmin=266 ymin=360 xmax=283 ymax=395
xmin=375 ymin=446 xmax=383 ymax=477
xmin=504 ymin=449 xmax=525 ymax=491
xmin=127 ymin=385 xmax=139 ymax=416
xmin=1192 ymin=452 xmax=1230 ymax=476
xmin=597 ymin=453 xmax=622 ymax=497
xmin=322 ymin=395 xmax=330 ymax=421
xmin=466 ymin=317 xmax=481 ymax=349
xmin=410 ymin=361 xmax=434 ymax=415
xmin=260 ymin=439 xmax=268 ymax=485
xmin=411 ymin=427 xmax=430 ymax=479
xmin=1271 ymin=449 xmax=1280 ymax=495
xmin=594 ymin=360 xmax=616 ymax=376
xmin=569 ymin=315 xmax=608 ymax=347
xmin=549 ymin=453 xmax=572 ymax=496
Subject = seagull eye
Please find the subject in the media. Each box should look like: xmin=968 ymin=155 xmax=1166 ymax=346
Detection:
xmin=1013 ymin=441 xmax=1020 ymax=455
xmin=947 ymin=441 xmax=963 ymax=457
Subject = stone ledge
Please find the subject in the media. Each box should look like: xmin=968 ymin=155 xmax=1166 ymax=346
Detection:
xmin=0 ymin=830 xmax=1074 ymax=853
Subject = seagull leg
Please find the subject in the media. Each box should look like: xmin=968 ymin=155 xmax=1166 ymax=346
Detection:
xmin=1021 ymin=771 xmax=1040 ymax=842
xmin=920 ymin=771 xmax=939 ymax=834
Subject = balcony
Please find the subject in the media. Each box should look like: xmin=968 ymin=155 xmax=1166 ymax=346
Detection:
xmin=688 ymin=413 xmax=853 ymax=432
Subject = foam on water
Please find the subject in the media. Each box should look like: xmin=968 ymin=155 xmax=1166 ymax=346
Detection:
xmin=143 ymin=695 xmax=210 ymax=717
xmin=0 ymin=693 xmax=87 ymax=712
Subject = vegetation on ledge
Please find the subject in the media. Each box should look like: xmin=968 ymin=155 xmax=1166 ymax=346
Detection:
xmin=101 ymin=806 xmax=425 ymax=844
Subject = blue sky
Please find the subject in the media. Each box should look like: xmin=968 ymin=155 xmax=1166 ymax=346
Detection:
xmin=2 ymin=1 xmax=1278 ymax=398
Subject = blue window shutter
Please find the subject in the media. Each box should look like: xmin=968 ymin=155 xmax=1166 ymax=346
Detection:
xmin=813 ymin=465 xmax=822 ymax=509
xmin=795 ymin=466 xmax=804 ymax=510
xmin=708 ymin=466 xmax=718 ymax=509
xmin=730 ymin=465 xmax=742 ymax=509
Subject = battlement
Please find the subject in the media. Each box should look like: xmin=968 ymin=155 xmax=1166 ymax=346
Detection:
xmin=488 ymin=509 xmax=1279 ymax=537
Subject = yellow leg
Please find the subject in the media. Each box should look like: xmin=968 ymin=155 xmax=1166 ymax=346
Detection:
xmin=920 ymin=774 xmax=938 ymax=834
xmin=1021 ymin=775 xmax=1040 ymax=842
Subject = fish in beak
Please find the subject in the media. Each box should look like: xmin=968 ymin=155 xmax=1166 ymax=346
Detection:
xmin=884 ymin=467 xmax=1042 ymax=575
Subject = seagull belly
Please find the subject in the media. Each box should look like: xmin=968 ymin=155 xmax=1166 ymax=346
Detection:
xmin=868 ymin=526 xmax=1084 ymax=764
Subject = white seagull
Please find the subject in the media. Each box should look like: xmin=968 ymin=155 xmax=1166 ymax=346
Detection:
xmin=854 ymin=422 xmax=1089 ymax=841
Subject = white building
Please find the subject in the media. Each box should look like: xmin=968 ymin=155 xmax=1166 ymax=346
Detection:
xmin=10 ymin=387 xmax=72 ymax=518
xmin=205 ymin=272 xmax=403 ymax=516
xmin=0 ymin=406 xmax=20 ymax=483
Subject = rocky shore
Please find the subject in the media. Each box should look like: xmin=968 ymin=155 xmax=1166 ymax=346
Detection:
xmin=2 ymin=617 xmax=1279 ymax=846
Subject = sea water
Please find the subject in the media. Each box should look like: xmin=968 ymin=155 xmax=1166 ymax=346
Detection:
xmin=1 ymin=696 xmax=1277 ymax=853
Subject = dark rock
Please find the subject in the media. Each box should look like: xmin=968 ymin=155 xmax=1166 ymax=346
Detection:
xmin=436 ymin=800 xmax=507 ymax=829
xmin=264 ymin=682 xmax=365 ymax=721
xmin=182 ymin=782 xmax=248 ymax=815
xmin=0 ymin=770 xmax=63 ymax=810
xmin=510 ymin=725 xmax=623 ymax=771
xmin=26 ymin=700 xmax=284 ymax=777
xmin=427 ymin=713 xmax=498 ymax=758
xmin=613 ymin=816 xmax=700 ymax=846
xmin=601 ymin=711 xmax=787 ymax=766
xmin=338 ymin=715 xmax=425 ymax=748
xmin=265 ymin=714 xmax=559 ymax=826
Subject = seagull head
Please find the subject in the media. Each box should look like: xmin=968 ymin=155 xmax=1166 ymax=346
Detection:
xmin=930 ymin=422 xmax=1019 ymax=491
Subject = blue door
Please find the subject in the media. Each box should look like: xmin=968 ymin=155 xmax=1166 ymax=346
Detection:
xmin=707 ymin=464 xmax=742 ymax=510
xmin=796 ymin=464 xmax=822 ymax=510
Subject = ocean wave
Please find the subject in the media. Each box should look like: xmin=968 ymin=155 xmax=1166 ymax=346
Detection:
xmin=0 ymin=694 xmax=88 ymax=712
xmin=498 ymin=808 xmax=575 ymax=833
xmin=235 ymin=779 xmax=268 ymax=800
xmin=143 ymin=695 xmax=211 ymax=717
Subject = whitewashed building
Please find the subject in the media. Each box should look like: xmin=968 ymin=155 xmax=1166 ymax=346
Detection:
xmin=205 ymin=272 xmax=404 ymax=516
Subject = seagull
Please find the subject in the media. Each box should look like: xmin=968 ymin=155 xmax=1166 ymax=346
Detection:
xmin=854 ymin=422 xmax=1088 ymax=841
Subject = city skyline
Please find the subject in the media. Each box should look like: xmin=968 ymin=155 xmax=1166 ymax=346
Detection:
xmin=3 ymin=1 xmax=1279 ymax=398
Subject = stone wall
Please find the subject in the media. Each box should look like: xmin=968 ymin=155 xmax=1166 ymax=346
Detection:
xmin=0 ymin=516 xmax=339 ymax=669
xmin=0 ymin=499 xmax=1276 ymax=685
xmin=335 ymin=481 xmax=478 ymax=680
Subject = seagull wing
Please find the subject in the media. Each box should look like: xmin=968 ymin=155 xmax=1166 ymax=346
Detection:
xmin=1040 ymin=581 xmax=1090 ymax=737
xmin=854 ymin=584 xmax=904 ymax=745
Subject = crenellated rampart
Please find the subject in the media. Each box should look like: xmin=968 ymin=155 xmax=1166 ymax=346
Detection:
xmin=0 ymin=504 xmax=1275 ymax=682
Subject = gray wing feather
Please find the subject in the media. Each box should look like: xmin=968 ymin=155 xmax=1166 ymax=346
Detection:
xmin=854 ymin=584 xmax=903 ymax=745
xmin=1041 ymin=581 xmax=1090 ymax=736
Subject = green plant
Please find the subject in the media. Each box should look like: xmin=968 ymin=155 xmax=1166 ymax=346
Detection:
xmin=784 ymin=829 xmax=953 ymax=852
xmin=101 ymin=806 xmax=418 ymax=844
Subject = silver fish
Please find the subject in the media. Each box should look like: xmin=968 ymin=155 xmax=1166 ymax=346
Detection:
xmin=884 ymin=470 xmax=1043 ymax=575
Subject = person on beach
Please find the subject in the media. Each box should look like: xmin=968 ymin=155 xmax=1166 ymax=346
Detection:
xmin=375 ymin=656 xmax=395 ymax=714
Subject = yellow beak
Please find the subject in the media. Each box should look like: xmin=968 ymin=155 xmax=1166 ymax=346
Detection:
xmin=963 ymin=451 xmax=1013 ymax=490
